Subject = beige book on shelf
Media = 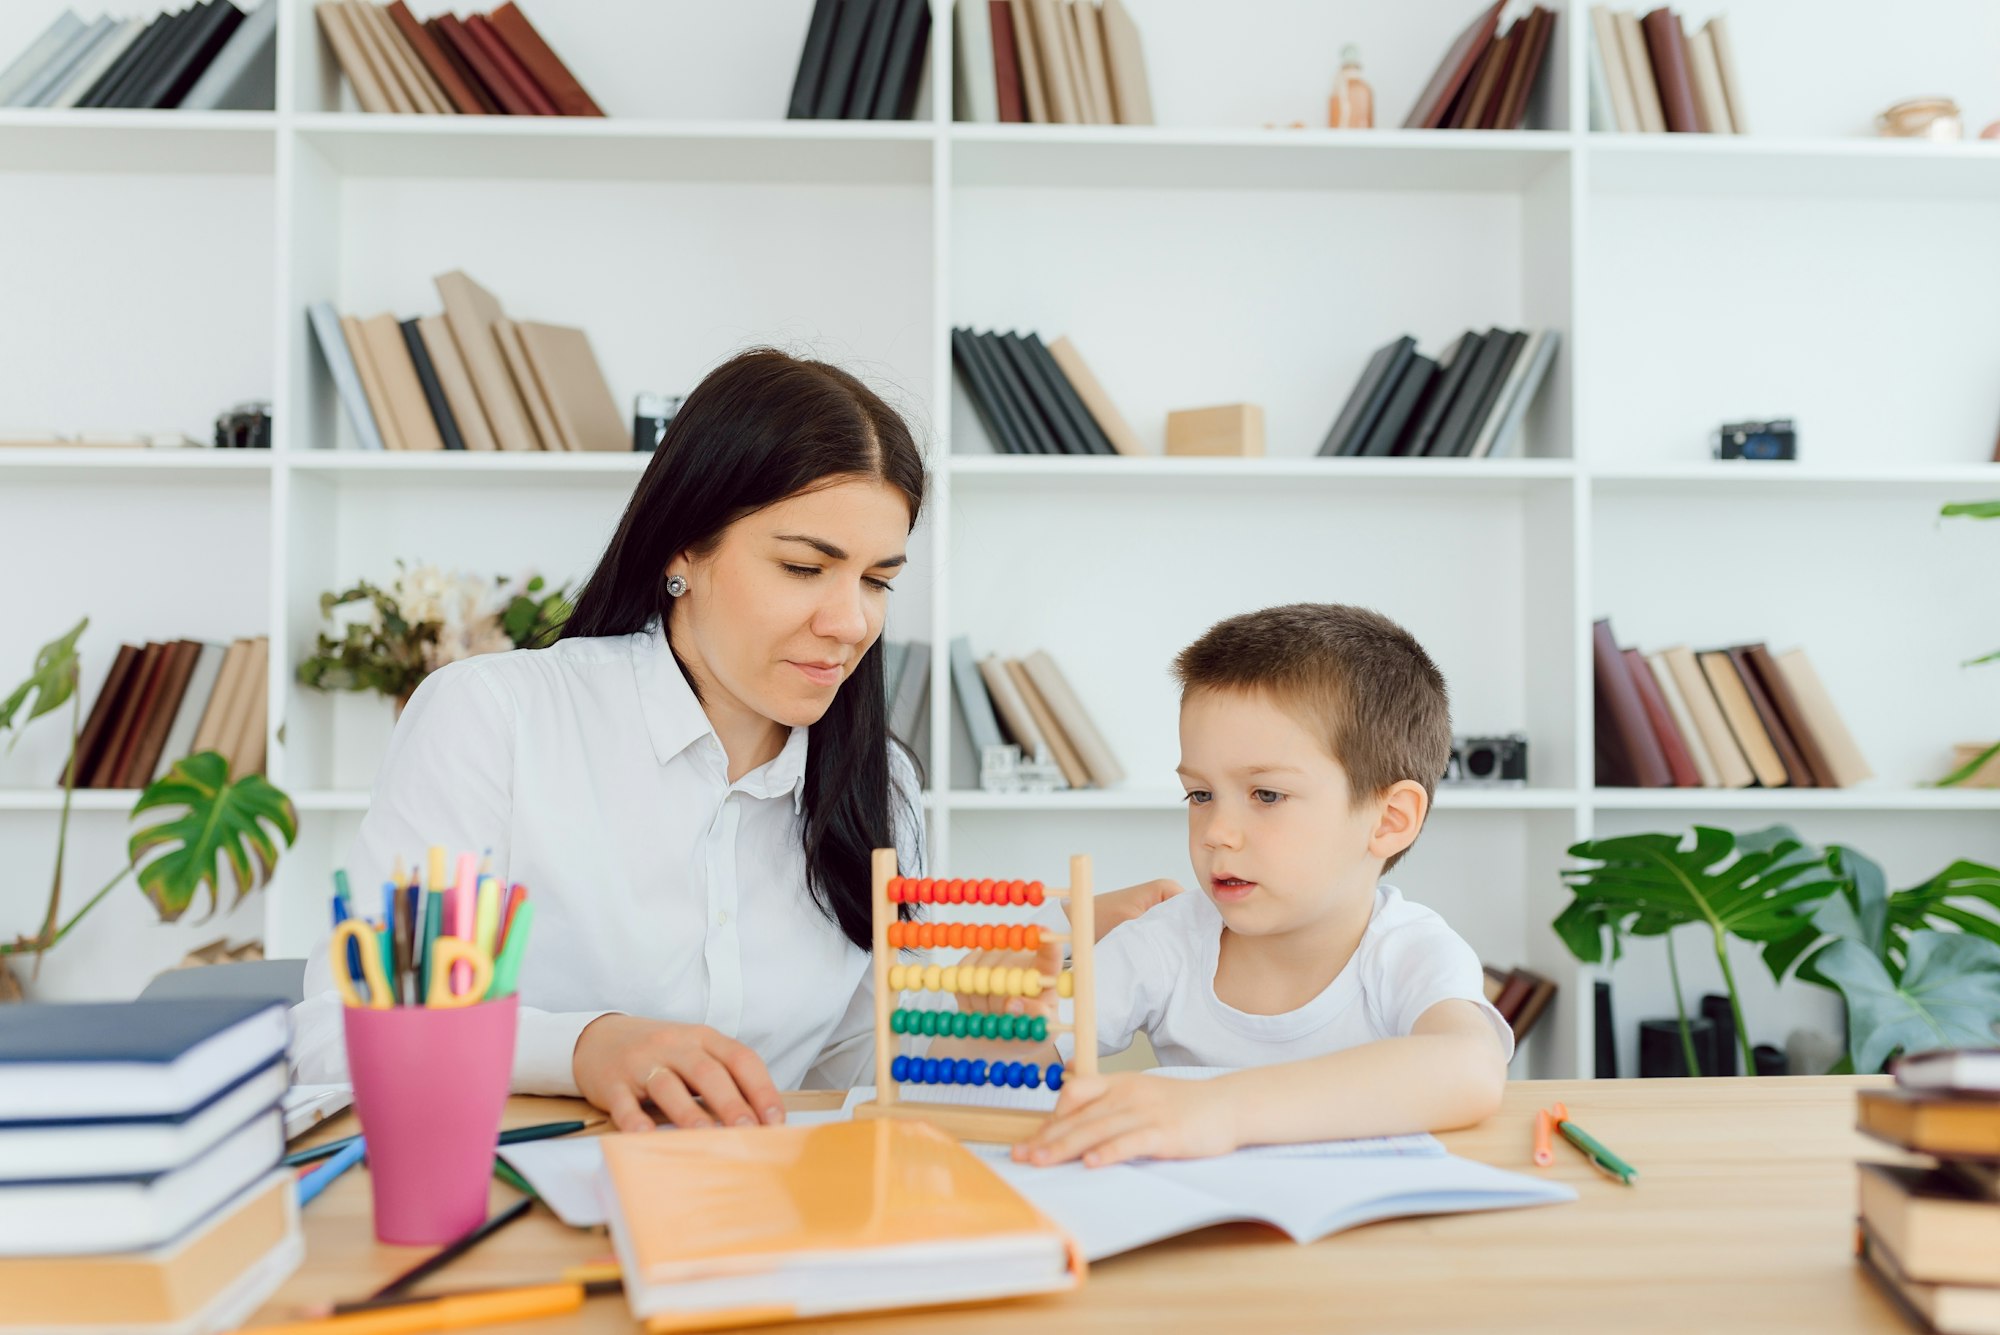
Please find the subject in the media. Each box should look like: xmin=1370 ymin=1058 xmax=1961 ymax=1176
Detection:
xmin=1705 ymin=15 xmax=1747 ymax=134
xmin=1099 ymin=0 xmax=1152 ymax=125
xmin=1613 ymin=10 xmax=1666 ymax=133
xmin=415 ymin=314 xmax=497 ymax=451
xmin=335 ymin=0 xmax=414 ymax=113
xmin=1025 ymin=0 xmax=1080 ymax=123
xmin=1774 ymin=648 xmax=1872 ymax=787
xmin=215 ymin=638 xmax=268 ymax=779
xmin=1021 ymin=650 xmax=1125 ymax=787
xmin=349 ymin=1 xmax=441 ymax=114
xmin=190 ymin=639 xmax=250 ymax=758
xmin=434 ymin=270 xmax=538 ymax=452
xmin=494 ymin=317 xmax=560 ymax=451
xmin=1069 ymin=0 xmax=1114 ymax=124
xmin=518 ymin=321 xmax=629 ymax=452
xmin=1046 ymin=335 xmax=1143 ymax=455
xmin=1646 ymin=652 xmax=1717 ymax=787
xmin=1686 ymin=23 xmax=1733 ymax=133
xmin=1007 ymin=0 xmax=1050 ymax=123
xmin=1588 ymin=5 xmax=1639 ymax=132
xmin=1659 ymin=645 xmax=1752 ymax=788
xmin=977 ymin=654 xmax=1064 ymax=785
xmin=1055 ymin=0 xmax=1095 ymax=122
xmin=358 ymin=312 xmax=447 ymax=452
xmin=1698 ymin=649 xmax=1788 ymax=788
xmin=315 ymin=3 xmax=391 ymax=113
xmin=1003 ymin=659 xmax=1091 ymax=788
xmin=339 ymin=314 xmax=404 ymax=450
xmin=236 ymin=649 xmax=269 ymax=778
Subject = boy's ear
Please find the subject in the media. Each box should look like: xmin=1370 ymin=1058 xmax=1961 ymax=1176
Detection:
xmin=1367 ymin=779 xmax=1430 ymax=863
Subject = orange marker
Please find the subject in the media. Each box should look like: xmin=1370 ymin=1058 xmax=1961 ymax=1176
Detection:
xmin=1533 ymin=1108 xmax=1554 ymax=1166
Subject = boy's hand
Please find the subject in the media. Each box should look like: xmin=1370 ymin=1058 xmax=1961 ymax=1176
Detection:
xmin=1092 ymin=879 xmax=1184 ymax=940
xmin=1012 ymin=1072 xmax=1240 ymax=1168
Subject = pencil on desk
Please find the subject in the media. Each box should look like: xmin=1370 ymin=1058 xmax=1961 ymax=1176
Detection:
xmin=1552 ymin=1103 xmax=1637 ymax=1184
xmin=260 ymin=1283 xmax=589 ymax=1334
xmin=296 ymin=1137 xmax=366 ymax=1207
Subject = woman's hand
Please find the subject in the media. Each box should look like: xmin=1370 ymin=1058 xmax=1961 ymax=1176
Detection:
xmin=1011 ymin=1071 xmax=1241 ymax=1168
xmin=1092 ymin=879 xmax=1185 ymax=940
xmin=573 ymin=1014 xmax=785 ymax=1134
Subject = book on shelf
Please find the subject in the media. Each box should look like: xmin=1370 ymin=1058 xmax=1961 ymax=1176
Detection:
xmin=0 ymin=1 xmax=276 ymax=111
xmin=952 ymin=326 xmax=1138 ymax=456
xmin=946 ymin=639 xmax=1117 ymax=789
xmin=887 ymin=638 xmax=931 ymax=750
xmin=1438 ymin=5 xmax=1555 ymax=132
xmin=314 ymin=0 xmax=600 ymax=116
xmin=1317 ymin=327 xmax=1558 ymax=460
xmin=789 ymin=0 xmax=931 ymax=121
xmin=950 ymin=0 xmax=1150 ymax=125
xmin=1593 ymin=620 xmax=1868 ymax=791
xmin=1482 ymin=964 xmax=1557 ymax=1046
xmin=62 ymin=636 xmax=267 ymax=790
xmin=1588 ymin=6 xmax=1744 ymax=134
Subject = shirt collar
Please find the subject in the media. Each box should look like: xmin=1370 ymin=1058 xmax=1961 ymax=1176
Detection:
xmin=632 ymin=623 xmax=810 ymax=814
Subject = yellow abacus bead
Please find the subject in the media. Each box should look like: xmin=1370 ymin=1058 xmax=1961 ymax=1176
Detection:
xmin=888 ymin=965 xmax=907 ymax=991
xmin=1023 ymin=970 xmax=1042 ymax=998
xmin=940 ymin=966 xmax=960 ymax=994
xmin=923 ymin=965 xmax=942 ymax=993
xmin=1058 ymin=971 xmax=1074 ymax=998
xmin=1007 ymin=967 xmax=1026 ymax=997
xmin=972 ymin=966 xmax=993 ymax=995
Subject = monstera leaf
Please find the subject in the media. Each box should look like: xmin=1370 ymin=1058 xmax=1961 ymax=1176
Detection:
xmin=0 ymin=617 xmax=86 ymax=753
xmin=1816 ymin=931 xmax=2000 ymax=1073
xmin=1762 ymin=847 xmax=2000 ymax=987
xmin=128 ymin=752 xmax=298 ymax=921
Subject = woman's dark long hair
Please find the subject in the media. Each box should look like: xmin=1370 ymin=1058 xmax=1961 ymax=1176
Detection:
xmin=561 ymin=349 xmax=926 ymax=951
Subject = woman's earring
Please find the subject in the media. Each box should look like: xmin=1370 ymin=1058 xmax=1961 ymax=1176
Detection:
xmin=665 ymin=574 xmax=688 ymax=599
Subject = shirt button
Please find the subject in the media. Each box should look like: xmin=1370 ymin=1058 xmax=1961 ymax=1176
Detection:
xmin=715 ymin=910 xmax=730 ymax=927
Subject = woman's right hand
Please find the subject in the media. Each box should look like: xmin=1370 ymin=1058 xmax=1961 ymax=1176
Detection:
xmin=573 ymin=1014 xmax=785 ymax=1134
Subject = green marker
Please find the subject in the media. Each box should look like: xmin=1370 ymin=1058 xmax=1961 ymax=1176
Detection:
xmin=1556 ymin=1115 xmax=1637 ymax=1184
xmin=419 ymin=890 xmax=443 ymax=1003
xmin=486 ymin=901 xmax=534 ymax=999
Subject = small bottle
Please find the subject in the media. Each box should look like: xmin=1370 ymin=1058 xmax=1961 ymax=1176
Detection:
xmin=1329 ymin=43 xmax=1374 ymax=129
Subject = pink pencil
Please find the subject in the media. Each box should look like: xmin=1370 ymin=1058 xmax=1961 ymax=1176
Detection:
xmin=451 ymin=851 xmax=477 ymax=990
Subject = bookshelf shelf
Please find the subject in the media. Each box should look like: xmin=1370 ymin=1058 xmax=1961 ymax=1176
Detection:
xmin=1590 ymin=787 xmax=2000 ymax=813
xmin=0 ymin=108 xmax=276 ymax=173
xmin=1587 ymin=134 xmax=2000 ymax=201
xmin=0 ymin=790 xmax=139 ymax=813
xmin=287 ymin=451 xmax=649 ymax=477
xmin=0 ymin=450 xmax=274 ymax=480
xmin=1587 ymin=464 xmax=2000 ymax=496
xmin=947 ymin=455 xmax=1576 ymax=487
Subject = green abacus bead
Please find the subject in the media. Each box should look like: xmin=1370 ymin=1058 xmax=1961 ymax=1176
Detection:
xmin=999 ymin=1014 xmax=1017 ymax=1040
xmin=1030 ymin=1016 xmax=1048 ymax=1042
xmin=983 ymin=1014 xmax=1000 ymax=1039
xmin=926 ymin=1012 xmax=944 ymax=1036
xmin=891 ymin=1010 xmax=906 ymax=1034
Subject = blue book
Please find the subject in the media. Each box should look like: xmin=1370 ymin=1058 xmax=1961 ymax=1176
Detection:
xmin=307 ymin=301 xmax=386 ymax=451
xmin=0 ymin=998 xmax=286 ymax=1124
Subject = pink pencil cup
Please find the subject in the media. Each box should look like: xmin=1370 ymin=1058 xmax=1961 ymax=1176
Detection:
xmin=342 ymin=995 xmax=518 ymax=1245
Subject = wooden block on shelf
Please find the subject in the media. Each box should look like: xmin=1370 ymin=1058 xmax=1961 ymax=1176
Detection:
xmin=1165 ymin=402 xmax=1264 ymax=457
xmin=1948 ymin=743 xmax=2000 ymax=788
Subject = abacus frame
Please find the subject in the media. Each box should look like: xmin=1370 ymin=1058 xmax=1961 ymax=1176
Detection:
xmin=852 ymin=847 xmax=1097 ymax=1144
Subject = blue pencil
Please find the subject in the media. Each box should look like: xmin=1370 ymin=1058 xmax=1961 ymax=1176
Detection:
xmin=297 ymin=1136 xmax=366 ymax=1207
xmin=331 ymin=883 xmax=363 ymax=979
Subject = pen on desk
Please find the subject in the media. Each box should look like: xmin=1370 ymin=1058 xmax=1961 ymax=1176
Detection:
xmin=368 ymin=1193 xmax=535 ymax=1301
xmin=332 ymin=872 xmax=363 ymax=978
xmin=1552 ymin=1103 xmax=1637 ymax=1184
xmin=283 ymin=1119 xmax=590 ymax=1168
xmin=296 ymin=1137 xmax=366 ymax=1207
xmin=1532 ymin=1108 xmax=1554 ymax=1166
xmin=419 ymin=888 xmax=443 ymax=1003
xmin=317 ymin=1267 xmax=623 ymax=1318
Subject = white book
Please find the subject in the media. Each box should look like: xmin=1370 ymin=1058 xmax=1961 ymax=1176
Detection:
xmin=307 ymin=301 xmax=386 ymax=451
xmin=1895 ymin=1049 xmax=2000 ymax=1095
xmin=952 ymin=0 xmax=998 ymax=122
xmin=0 ymin=8 xmax=82 ymax=105
xmin=1470 ymin=330 xmax=1559 ymax=459
xmin=48 ymin=17 xmax=142 ymax=109
xmin=12 ymin=13 xmax=104 ymax=107
xmin=153 ymin=641 xmax=227 ymax=783
xmin=1587 ymin=5 xmax=1637 ymax=133
xmin=950 ymin=635 xmax=1004 ymax=753
xmin=1647 ymin=652 xmax=1718 ymax=787
xmin=25 ymin=13 xmax=115 ymax=106
xmin=1687 ymin=23 xmax=1734 ymax=134
xmin=1706 ymin=15 xmax=1748 ymax=135
xmin=0 ymin=1062 xmax=283 ymax=1182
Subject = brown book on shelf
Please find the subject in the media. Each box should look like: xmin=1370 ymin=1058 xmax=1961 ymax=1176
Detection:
xmin=518 ymin=321 xmax=627 ymax=453
xmin=235 ymin=642 xmax=270 ymax=778
xmin=1006 ymin=0 xmax=1049 ymax=123
xmin=340 ymin=313 xmax=402 ymax=450
xmin=97 ymin=643 xmax=168 ymax=790
xmin=1021 ymin=649 xmax=1124 ymax=787
xmin=488 ymin=1 xmax=603 ymax=116
xmin=1860 ymin=1162 xmax=2000 ymax=1287
xmin=1741 ymin=644 xmax=1837 ymax=787
xmin=1510 ymin=972 xmax=1557 ymax=1041
xmin=1623 ymin=647 xmax=1699 ymax=786
xmin=359 ymin=312 xmax=447 ymax=452
xmin=1645 ymin=652 xmax=1718 ymax=787
xmin=465 ymin=13 xmax=558 ymax=115
xmin=1858 ymin=1221 xmax=2000 ymax=1335
xmin=1046 ymin=335 xmax=1142 ymax=456
xmin=1698 ymin=649 xmax=1788 ymax=788
xmin=1493 ymin=6 xmax=1554 ymax=130
xmin=1773 ymin=648 xmax=1872 ymax=787
xmin=65 ymin=643 xmax=139 ymax=789
xmin=431 ymin=13 xmax=528 ymax=114
xmin=1002 ymin=658 xmax=1091 ymax=788
xmin=315 ymin=2 xmax=392 ymax=114
xmin=416 ymin=314 xmax=497 ymax=451
xmin=1726 ymin=645 xmax=1812 ymax=787
xmin=190 ymin=639 xmax=250 ymax=759
xmin=1857 ymin=1088 xmax=2000 ymax=1158
xmin=1614 ymin=10 xmax=1666 ymax=132
xmin=1641 ymin=7 xmax=1701 ymax=131
xmin=356 ymin=0 xmax=448 ymax=114
xmin=990 ymin=1 xmax=1025 ymax=123
xmin=217 ymin=638 xmax=269 ymax=779
xmin=1404 ymin=0 xmax=1505 ymax=129
xmin=1659 ymin=644 xmax=1754 ymax=788
xmin=1098 ymin=0 xmax=1152 ymax=125
xmin=434 ymin=270 xmax=538 ymax=452
xmin=493 ymin=317 xmax=560 ymax=451
xmin=387 ymin=0 xmax=485 ymax=114
xmin=1592 ymin=619 xmax=1671 ymax=787
xmin=1450 ymin=25 xmax=1512 ymax=130
xmin=338 ymin=1 xmax=417 ymax=113
xmin=423 ymin=16 xmax=499 ymax=113
xmin=118 ymin=640 xmax=201 ymax=790
xmin=1492 ymin=968 xmax=1535 ymax=1021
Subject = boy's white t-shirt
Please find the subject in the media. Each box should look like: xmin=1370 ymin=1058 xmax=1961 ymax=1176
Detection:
xmin=1060 ymin=884 xmax=1515 ymax=1068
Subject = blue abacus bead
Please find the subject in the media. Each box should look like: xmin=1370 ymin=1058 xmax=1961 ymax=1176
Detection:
xmin=1025 ymin=1063 xmax=1042 ymax=1089
xmin=932 ymin=1059 xmax=952 ymax=1085
xmin=891 ymin=1055 xmax=909 ymax=1082
xmin=955 ymin=1058 xmax=973 ymax=1085
xmin=970 ymin=1060 xmax=989 ymax=1086
xmin=1004 ymin=1062 xmax=1023 ymax=1088
xmin=1047 ymin=1063 xmax=1063 ymax=1091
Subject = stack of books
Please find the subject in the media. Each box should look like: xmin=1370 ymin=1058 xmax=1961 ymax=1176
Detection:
xmin=1405 ymin=2 xmax=1558 ymax=131
xmin=65 ymin=637 xmax=269 ymax=790
xmin=0 ymin=999 xmax=298 ymax=1335
xmin=1592 ymin=618 xmax=1871 ymax=790
xmin=309 ymin=272 xmax=626 ymax=454
xmin=950 ymin=0 xmax=1152 ymax=126
xmin=946 ymin=635 xmax=1124 ymax=790
xmin=1481 ymin=964 xmax=1557 ymax=1047
xmin=1319 ymin=329 xmax=1560 ymax=459
xmin=1857 ymin=1051 xmax=2000 ymax=1335
xmin=316 ymin=1 xmax=602 ymax=116
xmin=1587 ymin=6 xmax=1744 ymax=134
xmin=787 ymin=0 xmax=933 ymax=121
xmin=951 ymin=327 xmax=1141 ymax=456
xmin=0 ymin=2 xmax=275 ymax=111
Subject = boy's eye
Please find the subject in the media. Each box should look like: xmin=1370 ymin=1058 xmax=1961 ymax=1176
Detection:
xmin=1182 ymin=790 xmax=1211 ymax=806
xmin=1252 ymin=789 xmax=1285 ymax=805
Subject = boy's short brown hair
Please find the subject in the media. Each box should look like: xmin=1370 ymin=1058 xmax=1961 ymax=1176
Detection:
xmin=1173 ymin=604 xmax=1451 ymax=871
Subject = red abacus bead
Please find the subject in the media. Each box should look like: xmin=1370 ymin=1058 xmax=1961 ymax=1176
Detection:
xmin=954 ymin=879 xmax=971 ymax=903
xmin=933 ymin=879 xmax=950 ymax=903
xmin=886 ymin=878 xmax=903 ymax=903
xmin=889 ymin=923 xmax=904 ymax=947
xmin=1009 ymin=881 xmax=1028 ymax=905
xmin=1025 ymin=925 xmax=1041 ymax=950
xmin=966 ymin=880 xmax=984 ymax=904
xmin=1027 ymin=881 xmax=1046 ymax=906
xmin=948 ymin=923 xmax=966 ymax=949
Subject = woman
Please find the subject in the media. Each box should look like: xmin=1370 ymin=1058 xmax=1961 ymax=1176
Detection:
xmin=291 ymin=349 xmax=1171 ymax=1134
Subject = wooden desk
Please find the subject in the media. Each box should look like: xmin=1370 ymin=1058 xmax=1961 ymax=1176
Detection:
xmin=253 ymin=1077 xmax=1910 ymax=1334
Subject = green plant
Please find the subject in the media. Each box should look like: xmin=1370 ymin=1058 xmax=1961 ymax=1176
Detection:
xmin=1935 ymin=499 xmax=2000 ymax=786
xmin=1555 ymin=826 xmax=1840 ymax=1075
xmin=0 ymin=619 xmax=298 ymax=977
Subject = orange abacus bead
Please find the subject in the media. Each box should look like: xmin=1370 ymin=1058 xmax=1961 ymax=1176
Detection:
xmin=1007 ymin=924 xmax=1025 ymax=951
xmin=1025 ymin=924 xmax=1041 ymax=950
xmin=887 ymin=878 xmax=903 ymax=903
xmin=947 ymin=923 xmax=965 ymax=948
xmin=1027 ymin=881 xmax=1045 ymax=906
xmin=924 ymin=923 xmax=940 ymax=948
xmin=968 ymin=925 xmax=986 ymax=950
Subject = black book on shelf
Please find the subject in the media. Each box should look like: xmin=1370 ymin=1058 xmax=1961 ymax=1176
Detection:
xmin=788 ymin=0 xmax=843 ymax=119
xmin=401 ymin=320 xmax=466 ymax=452
xmin=1441 ymin=328 xmax=1525 ymax=457
xmin=1321 ymin=334 xmax=1417 ymax=457
xmin=1593 ymin=979 xmax=1617 ymax=1078
xmin=1401 ymin=330 xmax=1480 ymax=458
xmin=144 ymin=0 xmax=243 ymax=109
xmin=869 ymin=0 xmax=931 ymax=119
xmin=976 ymin=331 xmax=1064 ymax=454
xmin=812 ymin=0 xmax=878 ymax=118
xmin=844 ymin=0 xmax=901 ymax=117
xmin=111 ymin=2 xmax=210 ymax=108
xmin=950 ymin=327 xmax=1026 ymax=455
xmin=999 ymin=332 xmax=1098 ymax=455
xmin=1424 ymin=326 xmax=1511 ymax=457
xmin=81 ymin=8 xmax=176 ymax=108
xmin=1024 ymin=332 xmax=1116 ymax=455
xmin=1356 ymin=352 xmax=1436 ymax=457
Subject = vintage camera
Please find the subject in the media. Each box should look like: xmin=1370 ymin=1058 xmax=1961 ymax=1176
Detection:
xmin=1444 ymin=734 xmax=1527 ymax=787
xmin=1713 ymin=418 xmax=1796 ymax=461
xmin=213 ymin=401 xmax=271 ymax=450
xmin=632 ymin=392 xmax=684 ymax=452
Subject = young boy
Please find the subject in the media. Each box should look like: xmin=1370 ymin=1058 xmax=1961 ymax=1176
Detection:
xmin=1014 ymin=603 xmax=1511 ymax=1168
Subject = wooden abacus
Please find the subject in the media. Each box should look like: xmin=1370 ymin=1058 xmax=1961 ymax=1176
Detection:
xmin=851 ymin=847 xmax=1096 ymax=1144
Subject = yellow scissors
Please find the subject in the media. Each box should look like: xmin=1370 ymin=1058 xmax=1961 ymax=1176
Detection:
xmin=424 ymin=937 xmax=495 ymax=1009
xmin=331 ymin=919 xmax=394 ymax=1010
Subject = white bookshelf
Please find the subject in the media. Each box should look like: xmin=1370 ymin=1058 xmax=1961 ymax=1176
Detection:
xmin=3 ymin=0 xmax=1999 ymax=1082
